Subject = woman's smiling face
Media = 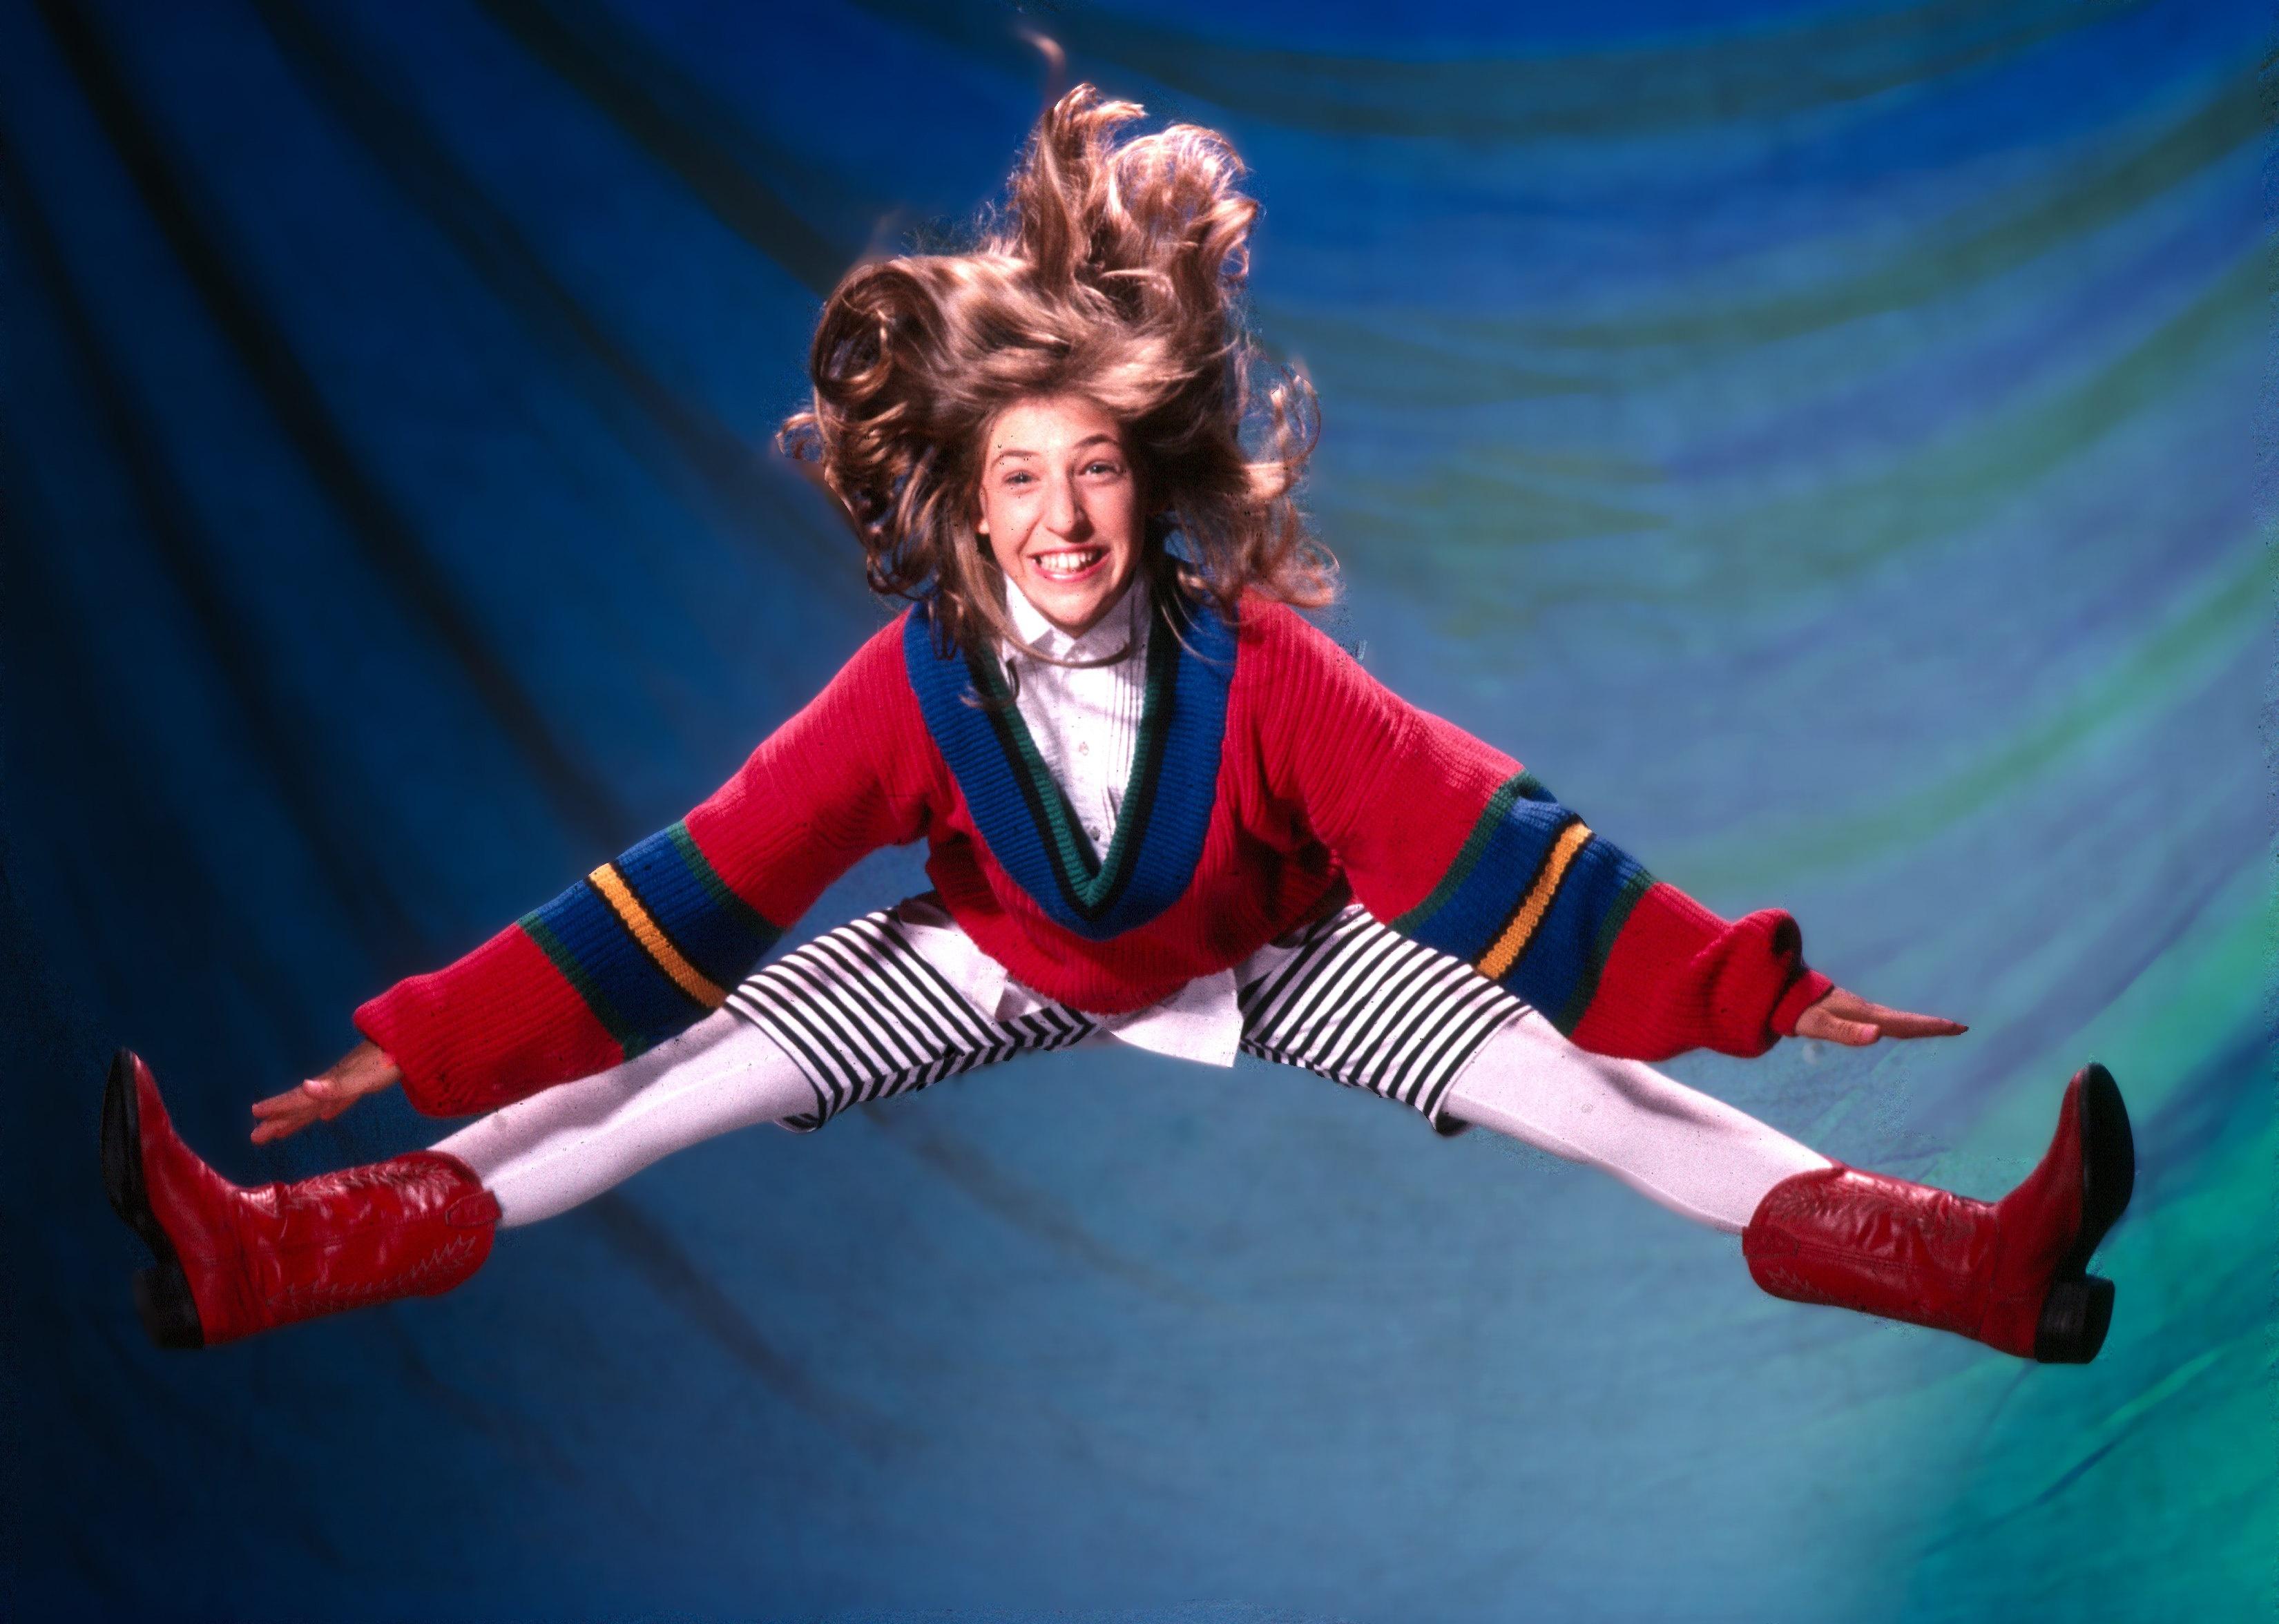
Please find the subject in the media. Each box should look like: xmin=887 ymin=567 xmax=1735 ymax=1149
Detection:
xmin=976 ymin=394 xmax=1144 ymax=639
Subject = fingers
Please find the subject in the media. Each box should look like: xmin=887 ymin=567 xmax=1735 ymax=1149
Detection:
xmin=251 ymin=1078 xmax=327 ymax=1116
xmin=1795 ymin=987 xmax=1968 ymax=1047
xmin=1873 ymin=1010 xmax=1969 ymax=1039
xmin=1835 ymin=994 xmax=1965 ymax=1039
xmin=249 ymin=1079 xmax=334 ymax=1119
xmin=250 ymin=1110 xmax=305 ymax=1145
xmin=1792 ymin=1002 xmax=1865 ymax=1044
xmin=246 ymin=1043 xmax=405 ymax=1146
xmin=250 ymin=1099 xmax=314 ymax=1145
xmin=247 ymin=1078 xmax=344 ymax=1144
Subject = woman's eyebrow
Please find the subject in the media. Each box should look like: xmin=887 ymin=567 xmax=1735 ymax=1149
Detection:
xmin=990 ymin=435 xmax=1121 ymax=466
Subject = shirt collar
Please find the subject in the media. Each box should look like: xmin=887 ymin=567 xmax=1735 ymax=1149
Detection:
xmin=1003 ymin=566 xmax=1150 ymax=665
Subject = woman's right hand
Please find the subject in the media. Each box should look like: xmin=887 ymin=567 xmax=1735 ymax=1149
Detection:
xmin=249 ymin=1041 xmax=403 ymax=1144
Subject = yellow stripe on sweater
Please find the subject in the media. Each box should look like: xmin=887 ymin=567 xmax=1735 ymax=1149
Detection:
xmin=588 ymin=864 xmax=726 ymax=1008
xmin=1477 ymin=820 xmax=1595 ymax=982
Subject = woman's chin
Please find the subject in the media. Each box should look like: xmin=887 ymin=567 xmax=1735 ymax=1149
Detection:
xmin=1041 ymin=597 xmax=1107 ymax=635
xmin=1019 ymin=572 xmax=1122 ymax=636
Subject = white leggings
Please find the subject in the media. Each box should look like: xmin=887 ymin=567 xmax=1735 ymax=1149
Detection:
xmin=434 ymin=1001 xmax=1831 ymax=1236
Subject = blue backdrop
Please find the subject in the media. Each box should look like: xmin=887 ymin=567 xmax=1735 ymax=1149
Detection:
xmin=2 ymin=2 xmax=2269 ymax=1618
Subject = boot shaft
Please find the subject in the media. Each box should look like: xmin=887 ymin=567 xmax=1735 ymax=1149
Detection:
xmin=222 ymin=1154 xmax=500 ymax=1333
xmin=1742 ymin=1166 xmax=2004 ymax=1346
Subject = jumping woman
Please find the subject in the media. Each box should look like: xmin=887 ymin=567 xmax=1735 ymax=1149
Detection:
xmin=103 ymin=86 xmax=2132 ymax=1366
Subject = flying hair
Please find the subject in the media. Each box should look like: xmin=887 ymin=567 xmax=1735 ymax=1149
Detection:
xmin=778 ymin=84 xmax=1335 ymax=664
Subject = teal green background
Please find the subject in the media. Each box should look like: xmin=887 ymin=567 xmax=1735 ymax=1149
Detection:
xmin=1 ymin=1 xmax=2269 ymax=1618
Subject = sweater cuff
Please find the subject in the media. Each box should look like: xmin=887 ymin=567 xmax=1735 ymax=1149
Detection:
xmin=355 ymin=984 xmax=463 ymax=1119
xmin=353 ymin=922 xmax=623 ymax=1117
xmin=1770 ymin=967 xmax=1836 ymax=1039
xmin=354 ymin=989 xmax=430 ymax=1114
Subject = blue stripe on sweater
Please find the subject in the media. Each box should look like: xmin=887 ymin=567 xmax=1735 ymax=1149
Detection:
xmin=1400 ymin=776 xmax=1654 ymax=1034
xmin=1513 ymin=837 xmax=1653 ymax=1033
xmin=1401 ymin=792 xmax=1580 ymax=963
xmin=615 ymin=822 xmax=782 ymax=991
xmin=520 ymin=872 xmax=710 ymax=1058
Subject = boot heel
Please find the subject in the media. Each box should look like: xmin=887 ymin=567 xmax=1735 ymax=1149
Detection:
xmin=132 ymin=1264 xmax=206 ymax=1351
xmin=2034 ymin=1275 xmax=2115 ymax=1364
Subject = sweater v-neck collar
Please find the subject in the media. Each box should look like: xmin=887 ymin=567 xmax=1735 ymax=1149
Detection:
xmin=905 ymin=577 xmax=1235 ymax=942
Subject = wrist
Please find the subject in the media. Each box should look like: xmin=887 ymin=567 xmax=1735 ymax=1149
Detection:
xmin=1772 ymin=969 xmax=1836 ymax=1038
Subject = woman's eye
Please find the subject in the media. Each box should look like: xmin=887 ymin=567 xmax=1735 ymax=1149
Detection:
xmin=1085 ymin=461 xmax=1123 ymax=476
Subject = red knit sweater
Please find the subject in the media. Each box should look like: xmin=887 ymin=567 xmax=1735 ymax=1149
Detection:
xmin=358 ymin=597 xmax=1830 ymax=1116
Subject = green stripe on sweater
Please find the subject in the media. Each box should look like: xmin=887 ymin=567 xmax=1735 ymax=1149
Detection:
xmin=1392 ymin=770 xmax=1544 ymax=934
xmin=520 ymin=907 xmax=640 ymax=1057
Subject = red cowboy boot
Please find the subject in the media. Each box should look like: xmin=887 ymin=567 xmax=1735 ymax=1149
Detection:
xmin=1742 ymin=1063 xmax=2134 ymax=1362
xmin=101 ymin=1050 xmax=499 ymax=1349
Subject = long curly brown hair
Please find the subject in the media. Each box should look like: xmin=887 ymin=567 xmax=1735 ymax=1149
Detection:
xmin=778 ymin=84 xmax=1334 ymax=661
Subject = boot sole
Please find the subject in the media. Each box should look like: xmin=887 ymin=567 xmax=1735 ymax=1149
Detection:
xmin=2033 ymin=1063 xmax=2134 ymax=1364
xmin=100 ymin=1051 xmax=208 ymax=1350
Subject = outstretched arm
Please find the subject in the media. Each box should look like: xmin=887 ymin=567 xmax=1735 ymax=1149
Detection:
xmin=253 ymin=616 xmax=935 ymax=1139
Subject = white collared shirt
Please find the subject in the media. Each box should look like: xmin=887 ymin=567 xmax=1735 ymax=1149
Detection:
xmin=1001 ymin=570 xmax=1151 ymax=865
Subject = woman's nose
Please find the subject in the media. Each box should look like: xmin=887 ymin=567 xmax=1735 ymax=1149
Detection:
xmin=1044 ymin=474 xmax=1086 ymax=536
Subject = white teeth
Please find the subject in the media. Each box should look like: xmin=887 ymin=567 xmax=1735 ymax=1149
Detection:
xmin=1034 ymin=549 xmax=1104 ymax=579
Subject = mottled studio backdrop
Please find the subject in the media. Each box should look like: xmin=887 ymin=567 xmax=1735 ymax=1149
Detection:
xmin=1 ymin=1 xmax=2269 ymax=1619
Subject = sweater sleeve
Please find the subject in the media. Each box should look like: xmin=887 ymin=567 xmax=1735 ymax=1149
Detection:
xmin=1253 ymin=606 xmax=1832 ymax=1061
xmin=355 ymin=617 xmax=932 ymax=1116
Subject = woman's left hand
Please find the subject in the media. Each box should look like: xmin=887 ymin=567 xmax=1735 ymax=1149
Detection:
xmin=249 ymin=1041 xmax=403 ymax=1144
xmin=1793 ymin=986 xmax=1967 ymax=1047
